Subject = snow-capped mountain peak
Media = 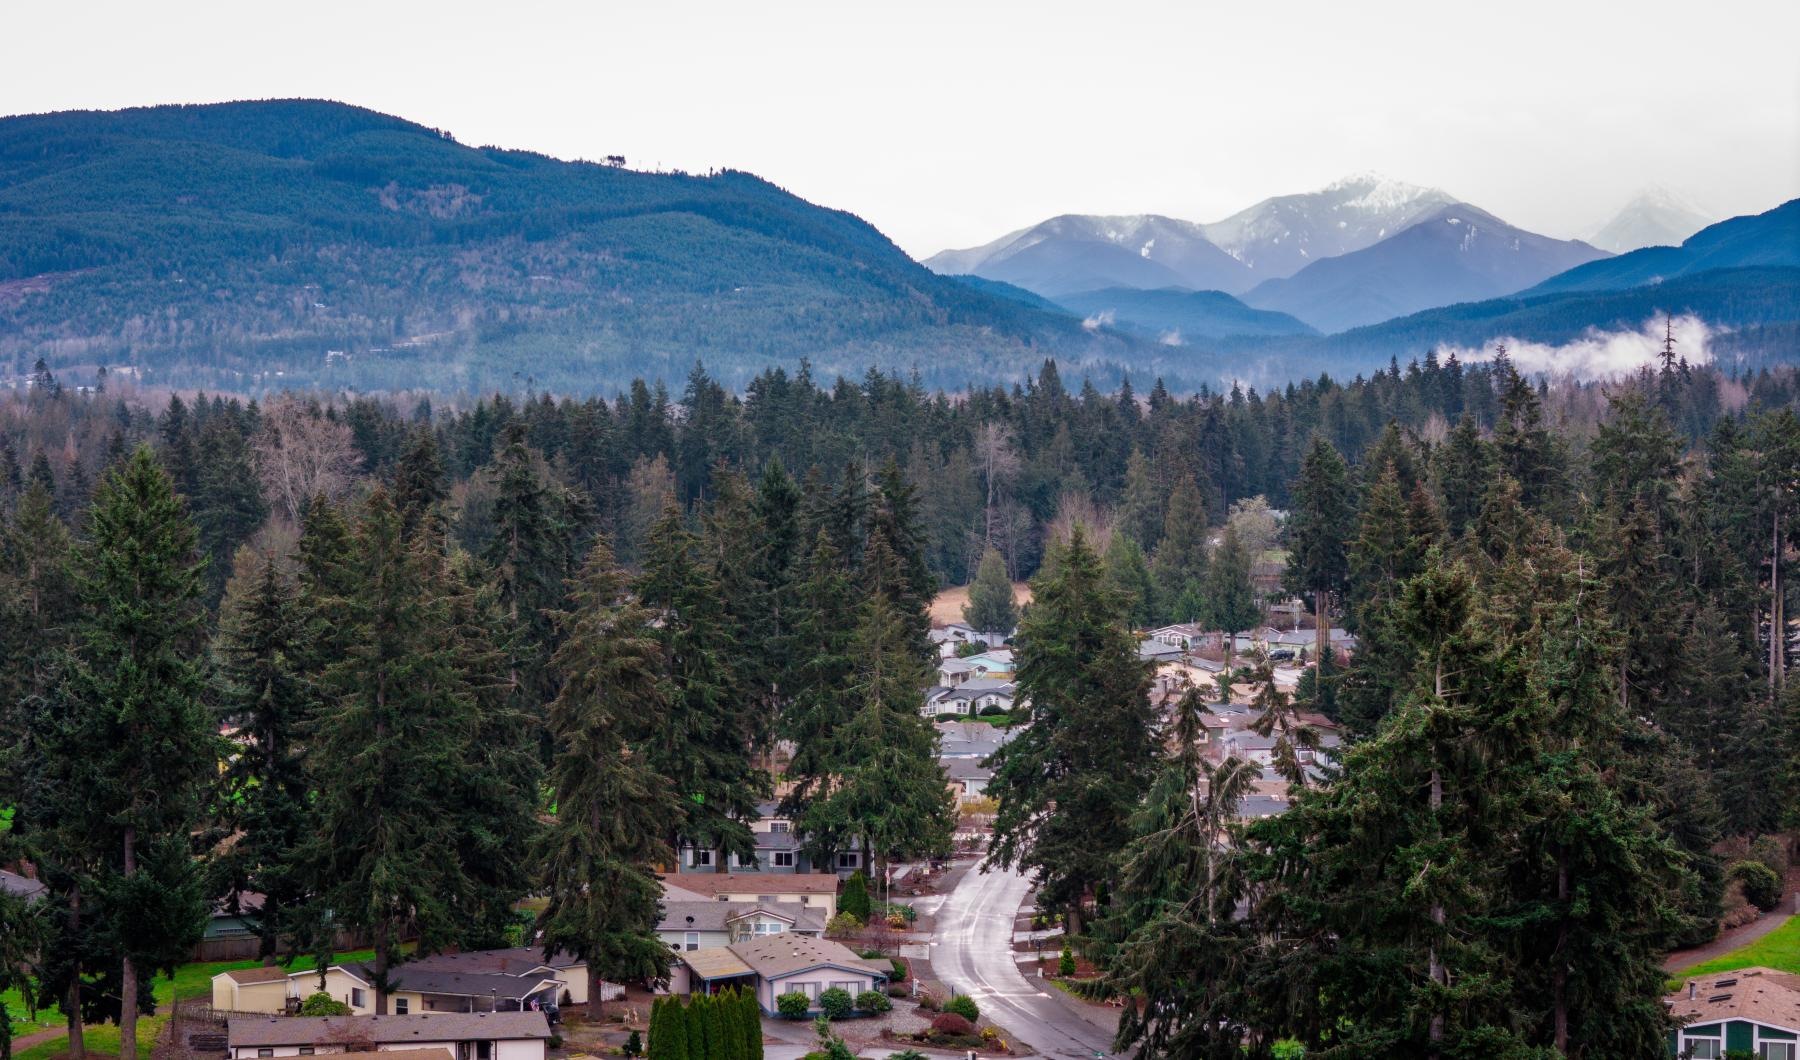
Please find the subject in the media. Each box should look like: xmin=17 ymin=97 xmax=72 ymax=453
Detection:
xmin=1199 ymin=174 xmax=1460 ymax=280
xmin=1585 ymin=185 xmax=1715 ymax=253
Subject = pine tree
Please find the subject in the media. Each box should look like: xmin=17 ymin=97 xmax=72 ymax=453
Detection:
xmin=1103 ymin=533 xmax=1157 ymax=631
xmin=0 ymin=482 xmax=76 ymax=778
xmin=738 ymin=987 xmax=764 ymax=1060
xmin=1437 ymin=414 xmax=1493 ymax=538
xmin=1151 ymin=474 xmax=1208 ymax=623
xmin=305 ymin=489 xmax=479 ymax=1011
xmin=482 ymin=423 xmax=573 ymax=706
xmin=535 ymin=536 xmax=677 ymax=1021
xmin=638 ymin=502 xmax=766 ymax=869
xmin=963 ymin=546 xmax=1018 ymax=634
xmin=61 ymin=446 xmax=215 ymax=1057
xmin=780 ymin=531 xmax=861 ymax=846
xmin=192 ymin=419 xmax=268 ymax=600
xmin=1283 ymin=435 xmax=1354 ymax=665
xmin=213 ymin=552 xmax=317 ymax=962
xmin=1115 ymin=448 xmax=1163 ymax=554
xmin=1202 ymin=524 xmax=1262 ymax=677
xmin=392 ymin=425 xmax=448 ymax=538
xmin=988 ymin=527 xmax=1156 ymax=933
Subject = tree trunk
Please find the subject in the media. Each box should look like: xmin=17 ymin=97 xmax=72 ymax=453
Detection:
xmin=587 ymin=963 xmax=604 ymax=1024
xmin=373 ymin=918 xmax=390 ymax=1015
xmin=1427 ymin=757 xmax=1445 ymax=1056
xmin=120 ymin=828 xmax=139 ymax=1060
xmin=1314 ymin=590 xmax=1329 ymax=671
xmin=1552 ymin=858 xmax=1570 ymax=1055
xmin=1223 ymin=629 xmax=1235 ymax=690
xmin=1772 ymin=505 xmax=1785 ymax=692
xmin=66 ymin=886 xmax=85 ymax=1060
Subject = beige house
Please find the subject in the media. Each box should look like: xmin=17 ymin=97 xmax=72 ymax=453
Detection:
xmin=659 ymin=873 xmax=840 ymax=920
xmin=674 ymin=934 xmax=886 ymax=1015
xmin=212 ymin=966 xmax=295 ymax=1014
xmin=307 ymin=964 xmax=560 ymax=1017
xmin=658 ymin=900 xmax=826 ymax=954
xmin=227 ymin=1013 xmax=550 ymax=1060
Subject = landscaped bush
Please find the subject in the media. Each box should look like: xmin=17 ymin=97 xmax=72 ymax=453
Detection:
xmin=930 ymin=1013 xmax=974 ymax=1037
xmin=887 ymin=1051 xmax=928 ymax=1060
xmin=776 ymin=991 xmax=811 ymax=1019
xmin=944 ymin=993 xmax=980 ymax=1022
xmin=914 ymin=990 xmax=940 ymax=1012
xmin=856 ymin=989 xmax=892 ymax=1014
xmin=1750 ymin=834 xmax=1792 ymax=880
xmin=819 ymin=987 xmax=854 ymax=1020
xmin=825 ymin=911 xmax=863 ymax=937
xmin=886 ymin=983 xmax=909 ymax=998
xmin=1732 ymin=860 xmax=1784 ymax=912
xmin=1059 ymin=943 xmax=1076 ymax=977
xmin=299 ymin=992 xmax=351 ymax=1016
xmin=841 ymin=871 xmax=873 ymax=921
xmin=888 ymin=955 xmax=909 ymax=982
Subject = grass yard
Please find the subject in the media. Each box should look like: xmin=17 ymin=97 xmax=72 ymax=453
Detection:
xmin=5 ymin=949 xmax=375 ymax=1055
xmin=1671 ymin=914 xmax=1800 ymax=981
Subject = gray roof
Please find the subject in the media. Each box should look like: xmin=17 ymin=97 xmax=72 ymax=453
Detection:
xmin=340 ymin=963 xmax=555 ymax=999
xmin=941 ymin=758 xmax=992 ymax=782
xmin=1237 ymin=795 xmax=1291 ymax=819
xmin=0 ymin=869 xmax=47 ymax=902
xmin=726 ymin=933 xmax=888 ymax=979
xmin=228 ymin=1013 xmax=551 ymax=1047
xmin=398 ymin=947 xmax=583 ymax=976
xmin=935 ymin=721 xmax=1015 ymax=758
xmin=658 ymin=901 xmax=824 ymax=934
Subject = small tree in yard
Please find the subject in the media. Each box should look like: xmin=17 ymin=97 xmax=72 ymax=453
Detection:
xmin=1059 ymin=944 xmax=1077 ymax=977
xmin=944 ymin=994 xmax=980 ymax=1023
xmin=737 ymin=988 xmax=764 ymax=1060
xmin=963 ymin=548 xmax=1017 ymax=634
xmin=841 ymin=871 xmax=872 ymax=922
xmin=625 ymin=1030 xmax=643 ymax=1058
xmin=299 ymin=992 xmax=351 ymax=1016
xmin=649 ymin=996 xmax=690 ymax=1060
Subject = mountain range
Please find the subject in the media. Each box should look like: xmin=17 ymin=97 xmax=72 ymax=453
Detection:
xmin=0 ymin=99 xmax=1793 ymax=394
xmin=1585 ymin=186 xmax=1716 ymax=254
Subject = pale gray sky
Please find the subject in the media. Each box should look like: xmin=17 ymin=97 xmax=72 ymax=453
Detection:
xmin=5 ymin=0 xmax=1796 ymax=258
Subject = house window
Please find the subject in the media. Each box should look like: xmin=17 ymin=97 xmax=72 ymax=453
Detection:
xmin=475 ymin=1043 xmax=492 ymax=1060
xmin=770 ymin=822 xmax=790 ymax=834
xmin=684 ymin=932 xmax=701 ymax=951
xmin=1682 ymin=1037 xmax=1722 ymax=1059
xmin=795 ymin=981 xmax=820 ymax=1000
xmin=831 ymin=980 xmax=859 ymax=994
xmin=299 ymin=1050 xmax=314 ymax=1056
xmin=772 ymin=852 xmax=796 ymax=868
xmin=350 ymin=988 xmax=366 ymax=1008
xmin=1761 ymin=1043 xmax=1796 ymax=1060
xmin=691 ymin=849 xmax=714 ymax=868
xmin=258 ymin=1051 xmax=274 ymax=1058
xmin=837 ymin=852 xmax=860 ymax=869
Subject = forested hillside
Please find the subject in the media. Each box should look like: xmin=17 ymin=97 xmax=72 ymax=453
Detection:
xmin=1 ymin=353 xmax=1797 ymax=1055
xmin=0 ymin=100 xmax=1152 ymax=393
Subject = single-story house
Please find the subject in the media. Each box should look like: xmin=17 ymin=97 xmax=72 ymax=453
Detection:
xmin=1137 ymin=640 xmax=1187 ymax=664
xmin=658 ymin=901 xmax=825 ymax=953
xmin=674 ymin=934 xmax=887 ymax=1014
xmin=305 ymin=964 xmax=560 ymax=1017
xmin=923 ymin=678 xmax=1017 ymax=718
xmin=1665 ymin=967 xmax=1800 ymax=1058
xmin=212 ymin=966 xmax=295 ymax=1015
xmin=942 ymin=757 xmax=993 ymax=800
xmin=658 ymin=873 xmax=841 ymax=920
xmin=935 ymin=720 xmax=1015 ymax=760
xmin=929 ymin=624 xmax=1009 ymax=658
xmin=226 ymin=1012 xmax=551 ymax=1060
xmin=1146 ymin=623 xmax=1218 ymax=649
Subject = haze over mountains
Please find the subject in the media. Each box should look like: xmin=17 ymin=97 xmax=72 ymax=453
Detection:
xmin=1585 ymin=186 xmax=1716 ymax=254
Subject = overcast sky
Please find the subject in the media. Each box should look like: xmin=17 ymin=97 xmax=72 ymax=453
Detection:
xmin=5 ymin=0 xmax=1796 ymax=258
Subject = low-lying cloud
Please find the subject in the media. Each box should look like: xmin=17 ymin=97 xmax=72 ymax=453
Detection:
xmin=1450 ymin=315 xmax=1717 ymax=380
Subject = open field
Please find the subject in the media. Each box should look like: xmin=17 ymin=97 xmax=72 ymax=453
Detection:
xmin=1670 ymin=915 xmax=1800 ymax=981
xmin=929 ymin=582 xmax=1032 ymax=626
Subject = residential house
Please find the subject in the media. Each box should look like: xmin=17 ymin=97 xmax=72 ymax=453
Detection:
xmin=1146 ymin=624 xmax=1224 ymax=650
xmin=935 ymin=720 xmax=1016 ymax=760
xmin=677 ymin=804 xmax=867 ymax=876
xmin=299 ymin=964 xmax=560 ymax=1017
xmin=0 ymin=868 xmax=46 ymax=903
xmin=212 ymin=967 xmax=295 ymax=1015
xmin=942 ymin=757 xmax=992 ymax=801
xmin=1137 ymin=639 xmax=1188 ymax=665
xmin=657 ymin=873 xmax=841 ymax=920
xmin=673 ymin=934 xmax=887 ymax=1014
xmin=1665 ymin=967 xmax=1800 ymax=1058
xmin=657 ymin=901 xmax=825 ymax=953
xmin=226 ymin=1013 xmax=551 ymax=1060
xmin=923 ymin=678 xmax=1016 ymax=718
xmin=929 ymin=624 xmax=1009 ymax=658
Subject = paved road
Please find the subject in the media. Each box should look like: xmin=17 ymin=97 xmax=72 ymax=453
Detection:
xmin=929 ymin=863 xmax=1118 ymax=1059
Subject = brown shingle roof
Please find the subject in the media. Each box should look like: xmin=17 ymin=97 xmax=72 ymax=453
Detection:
xmin=660 ymin=873 xmax=838 ymax=896
xmin=221 ymin=966 xmax=290 ymax=985
xmin=1666 ymin=967 xmax=1800 ymax=1032
xmin=726 ymin=934 xmax=887 ymax=979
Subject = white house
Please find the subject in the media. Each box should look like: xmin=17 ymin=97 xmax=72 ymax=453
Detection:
xmin=674 ymin=934 xmax=887 ymax=1014
xmin=657 ymin=873 xmax=842 ymax=920
xmin=226 ymin=1013 xmax=551 ymax=1060
xmin=658 ymin=901 xmax=825 ymax=953
xmin=923 ymin=678 xmax=1016 ymax=718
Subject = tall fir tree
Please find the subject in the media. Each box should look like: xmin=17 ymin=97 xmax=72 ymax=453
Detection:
xmin=1283 ymin=435 xmax=1355 ymax=665
xmin=963 ymin=546 xmax=1018 ymax=634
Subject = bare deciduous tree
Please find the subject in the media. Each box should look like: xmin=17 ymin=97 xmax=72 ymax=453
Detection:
xmin=973 ymin=423 xmax=1019 ymax=544
xmin=252 ymin=397 xmax=362 ymax=521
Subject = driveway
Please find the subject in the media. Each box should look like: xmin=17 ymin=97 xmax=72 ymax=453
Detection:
xmin=929 ymin=863 xmax=1119 ymax=1059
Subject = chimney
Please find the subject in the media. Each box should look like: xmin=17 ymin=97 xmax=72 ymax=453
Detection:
xmin=1689 ymin=982 xmax=1697 ymax=999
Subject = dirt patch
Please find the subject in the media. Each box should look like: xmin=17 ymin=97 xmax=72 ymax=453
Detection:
xmin=929 ymin=584 xmax=1031 ymax=627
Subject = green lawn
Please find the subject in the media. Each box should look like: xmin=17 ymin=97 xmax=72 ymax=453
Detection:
xmin=5 ymin=949 xmax=375 ymax=1056
xmin=1671 ymin=914 xmax=1800 ymax=981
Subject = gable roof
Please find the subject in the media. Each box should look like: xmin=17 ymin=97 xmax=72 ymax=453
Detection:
xmin=1666 ymin=967 xmax=1800 ymax=1033
xmin=227 ymin=1012 xmax=552 ymax=1048
xmin=0 ymin=869 xmax=47 ymax=902
xmin=220 ymin=966 xmax=291 ymax=986
xmin=337 ymin=963 xmax=556 ymax=999
xmin=725 ymin=933 xmax=888 ymax=979
xmin=662 ymin=873 xmax=838 ymax=897
xmin=679 ymin=947 xmax=755 ymax=982
xmin=658 ymin=901 xmax=824 ymax=934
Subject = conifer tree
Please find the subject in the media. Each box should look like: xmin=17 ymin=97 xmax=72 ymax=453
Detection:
xmin=61 ymin=446 xmax=215 ymax=1058
xmin=1115 ymin=447 xmax=1163 ymax=554
xmin=0 ymin=482 xmax=76 ymax=774
xmin=482 ymin=423 xmax=573 ymax=705
xmin=988 ymin=527 xmax=1156 ymax=933
xmin=780 ymin=531 xmax=861 ymax=840
xmin=1201 ymin=524 xmax=1261 ymax=675
xmin=963 ymin=546 xmax=1018 ymax=634
xmin=535 ymin=536 xmax=676 ymax=1021
xmin=1437 ymin=414 xmax=1492 ymax=538
xmin=1103 ymin=533 xmax=1157 ymax=631
xmin=192 ymin=419 xmax=268 ymax=599
xmin=1151 ymin=475 xmax=1209 ymax=623
xmin=1283 ymin=435 xmax=1354 ymax=665
xmin=638 ymin=502 xmax=766 ymax=868
xmin=213 ymin=551 xmax=316 ymax=962
xmin=305 ymin=489 xmax=478 ymax=1011
xmin=392 ymin=425 xmax=448 ymax=538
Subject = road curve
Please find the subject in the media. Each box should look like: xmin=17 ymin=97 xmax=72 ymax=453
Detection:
xmin=930 ymin=862 xmax=1119 ymax=1059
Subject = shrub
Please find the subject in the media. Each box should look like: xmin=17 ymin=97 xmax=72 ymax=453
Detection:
xmin=888 ymin=956 xmax=909 ymax=982
xmin=298 ymin=992 xmax=351 ymax=1016
xmin=930 ymin=1013 xmax=974 ymax=1037
xmin=819 ymin=987 xmax=854 ymax=1021
xmin=1751 ymin=834 xmax=1792 ymax=879
xmin=825 ymin=911 xmax=863 ymax=937
xmin=776 ymin=991 xmax=811 ymax=1019
xmin=547 ymin=1036 xmax=563 ymax=1051
xmin=980 ymin=1027 xmax=997 ymax=1041
xmin=1059 ymin=943 xmax=1077 ymax=977
xmin=1732 ymin=860 xmax=1784 ymax=912
xmin=856 ymin=990 xmax=892 ymax=1014
xmin=624 ymin=1031 xmax=642 ymax=1059
xmin=914 ymin=990 xmax=940 ymax=1012
xmin=841 ymin=871 xmax=873 ymax=921
xmin=888 ymin=1051 xmax=929 ymax=1060
xmin=943 ymin=993 xmax=979 ymax=1023
xmin=886 ymin=983 xmax=909 ymax=998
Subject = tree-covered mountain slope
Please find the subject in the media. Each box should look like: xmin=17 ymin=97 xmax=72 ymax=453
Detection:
xmin=0 ymin=99 xmax=1147 ymax=393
